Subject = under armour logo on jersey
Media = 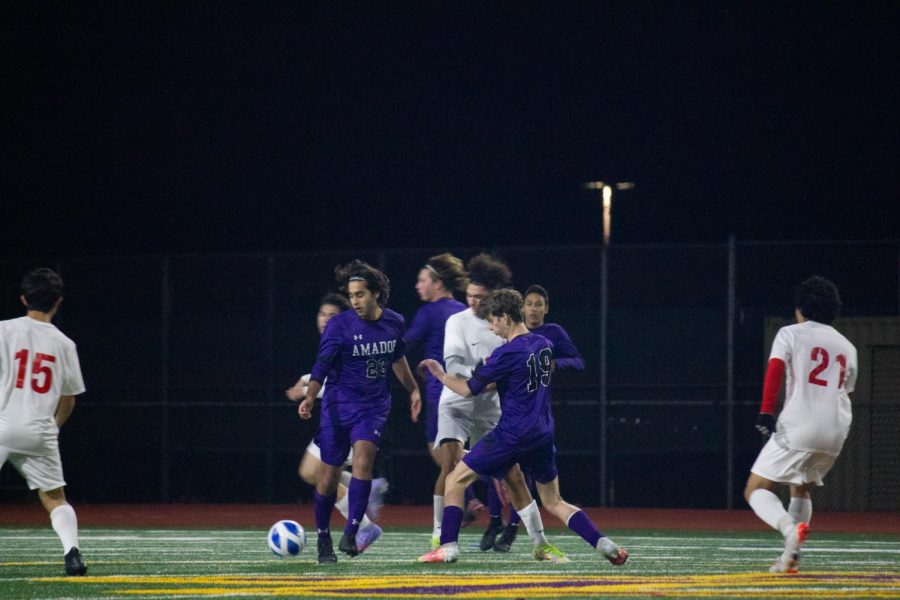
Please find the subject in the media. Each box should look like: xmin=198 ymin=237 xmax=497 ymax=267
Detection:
xmin=373 ymin=429 xmax=381 ymax=437
xmin=353 ymin=334 xmax=363 ymax=340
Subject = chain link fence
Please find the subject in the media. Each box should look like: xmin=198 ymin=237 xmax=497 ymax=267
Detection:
xmin=1 ymin=240 xmax=897 ymax=509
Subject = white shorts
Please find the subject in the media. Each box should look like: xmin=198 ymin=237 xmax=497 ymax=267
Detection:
xmin=305 ymin=439 xmax=353 ymax=467
xmin=751 ymin=437 xmax=837 ymax=487
xmin=435 ymin=391 xmax=501 ymax=447
xmin=0 ymin=447 xmax=66 ymax=492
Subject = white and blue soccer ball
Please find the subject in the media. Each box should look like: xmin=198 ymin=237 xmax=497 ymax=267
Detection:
xmin=267 ymin=520 xmax=306 ymax=557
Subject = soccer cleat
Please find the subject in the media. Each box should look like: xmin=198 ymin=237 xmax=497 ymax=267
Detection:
xmin=479 ymin=519 xmax=505 ymax=551
xmin=366 ymin=477 xmax=389 ymax=521
xmin=430 ymin=534 xmax=441 ymax=550
xmin=64 ymin=547 xmax=87 ymax=576
xmin=317 ymin=536 xmax=337 ymax=564
xmin=603 ymin=546 xmax=629 ymax=566
xmin=461 ymin=497 xmax=485 ymax=528
xmin=533 ymin=543 xmax=570 ymax=563
xmin=492 ymin=523 xmax=519 ymax=553
xmin=417 ymin=544 xmax=459 ymax=563
xmin=356 ymin=523 xmax=382 ymax=553
xmin=338 ymin=531 xmax=360 ymax=557
xmin=777 ymin=522 xmax=809 ymax=573
xmin=769 ymin=556 xmax=798 ymax=574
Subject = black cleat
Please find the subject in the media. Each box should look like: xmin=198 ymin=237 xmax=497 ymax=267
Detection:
xmin=317 ymin=536 xmax=337 ymax=564
xmin=479 ymin=519 xmax=505 ymax=551
xmin=492 ymin=523 xmax=519 ymax=553
xmin=64 ymin=547 xmax=87 ymax=576
xmin=338 ymin=531 xmax=359 ymax=557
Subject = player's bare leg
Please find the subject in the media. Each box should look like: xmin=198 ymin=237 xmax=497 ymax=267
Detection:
xmin=302 ymin=449 xmax=382 ymax=552
xmin=536 ymin=478 xmax=627 ymax=565
xmin=39 ymin=487 xmax=86 ymax=576
xmin=431 ymin=439 xmax=464 ymax=548
xmin=418 ymin=460 xmax=480 ymax=563
xmin=745 ymin=473 xmax=809 ymax=573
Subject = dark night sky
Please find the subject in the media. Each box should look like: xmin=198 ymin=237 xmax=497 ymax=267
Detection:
xmin=3 ymin=3 xmax=898 ymax=259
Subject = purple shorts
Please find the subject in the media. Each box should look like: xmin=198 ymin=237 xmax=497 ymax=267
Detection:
xmin=315 ymin=402 xmax=389 ymax=467
xmin=462 ymin=430 xmax=558 ymax=484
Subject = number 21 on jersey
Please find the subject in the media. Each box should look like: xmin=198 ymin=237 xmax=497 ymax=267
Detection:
xmin=14 ymin=349 xmax=56 ymax=393
xmin=807 ymin=346 xmax=847 ymax=388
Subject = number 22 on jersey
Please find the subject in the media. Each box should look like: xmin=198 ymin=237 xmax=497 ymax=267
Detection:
xmin=807 ymin=346 xmax=847 ymax=388
xmin=14 ymin=349 xmax=56 ymax=393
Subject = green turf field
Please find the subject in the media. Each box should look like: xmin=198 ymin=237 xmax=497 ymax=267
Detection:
xmin=2 ymin=526 xmax=899 ymax=599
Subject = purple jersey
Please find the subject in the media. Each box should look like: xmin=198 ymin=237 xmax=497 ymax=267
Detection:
xmin=406 ymin=297 xmax=467 ymax=396
xmin=529 ymin=323 xmax=585 ymax=371
xmin=309 ymin=308 xmax=407 ymax=413
xmin=467 ymin=332 xmax=555 ymax=443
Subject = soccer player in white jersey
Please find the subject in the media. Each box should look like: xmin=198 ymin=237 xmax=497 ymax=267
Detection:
xmin=0 ymin=268 xmax=87 ymax=576
xmin=744 ymin=276 xmax=857 ymax=574
xmin=430 ymin=253 xmax=511 ymax=550
xmin=285 ymin=293 xmax=386 ymax=553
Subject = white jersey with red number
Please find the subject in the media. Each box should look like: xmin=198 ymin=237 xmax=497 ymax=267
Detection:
xmin=771 ymin=320 xmax=857 ymax=455
xmin=0 ymin=316 xmax=85 ymax=455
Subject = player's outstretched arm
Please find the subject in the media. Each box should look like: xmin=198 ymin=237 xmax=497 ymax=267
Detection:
xmin=419 ymin=358 xmax=472 ymax=398
xmin=392 ymin=358 xmax=422 ymax=422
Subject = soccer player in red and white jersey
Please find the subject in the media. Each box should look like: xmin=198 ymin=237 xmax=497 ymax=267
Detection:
xmin=0 ymin=268 xmax=88 ymax=576
xmin=744 ymin=276 xmax=857 ymax=574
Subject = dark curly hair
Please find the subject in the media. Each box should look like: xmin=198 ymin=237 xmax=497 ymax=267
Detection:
xmin=335 ymin=260 xmax=391 ymax=306
xmin=481 ymin=288 xmax=525 ymax=323
xmin=320 ymin=292 xmax=351 ymax=312
xmin=425 ymin=252 xmax=469 ymax=293
xmin=466 ymin=253 xmax=512 ymax=291
xmin=523 ymin=284 xmax=549 ymax=304
xmin=21 ymin=268 xmax=64 ymax=313
xmin=794 ymin=275 xmax=841 ymax=325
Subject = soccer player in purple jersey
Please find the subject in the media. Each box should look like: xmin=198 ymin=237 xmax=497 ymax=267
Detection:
xmin=417 ymin=289 xmax=628 ymax=566
xmin=406 ymin=253 xmax=468 ymax=467
xmin=492 ymin=284 xmax=587 ymax=552
xmin=299 ymin=260 xmax=422 ymax=564
xmin=285 ymin=293 xmax=386 ymax=553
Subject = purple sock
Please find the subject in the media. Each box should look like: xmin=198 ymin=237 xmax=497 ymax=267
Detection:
xmin=314 ymin=491 xmax=337 ymax=539
xmin=439 ymin=505 xmax=464 ymax=546
xmin=345 ymin=477 xmax=372 ymax=536
xmin=567 ymin=510 xmax=602 ymax=548
xmin=486 ymin=479 xmax=502 ymax=519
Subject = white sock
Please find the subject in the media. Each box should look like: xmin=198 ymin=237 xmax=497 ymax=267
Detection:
xmin=432 ymin=495 xmax=444 ymax=536
xmin=339 ymin=471 xmax=353 ymax=487
xmin=335 ymin=491 xmax=350 ymax=519
xmin=516 ymin=500 xmax=548 ymax=546
xmin=596 ymin=536 xmax=619 ymax=556
xmin=50 ymin=504 xmax=79 ymax=554
xmin=788 ymin=497 xmax=812 ymax=524
xmin=748 ymin=489 xmax=794 ymax=537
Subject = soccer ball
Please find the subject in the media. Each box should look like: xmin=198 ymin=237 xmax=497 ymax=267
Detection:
xmin=267 ymin=520 xmax=306 ymax=557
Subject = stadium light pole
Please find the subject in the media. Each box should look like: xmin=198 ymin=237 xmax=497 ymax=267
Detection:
xmin=583 ymin=180 xmax=634 ymax=507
